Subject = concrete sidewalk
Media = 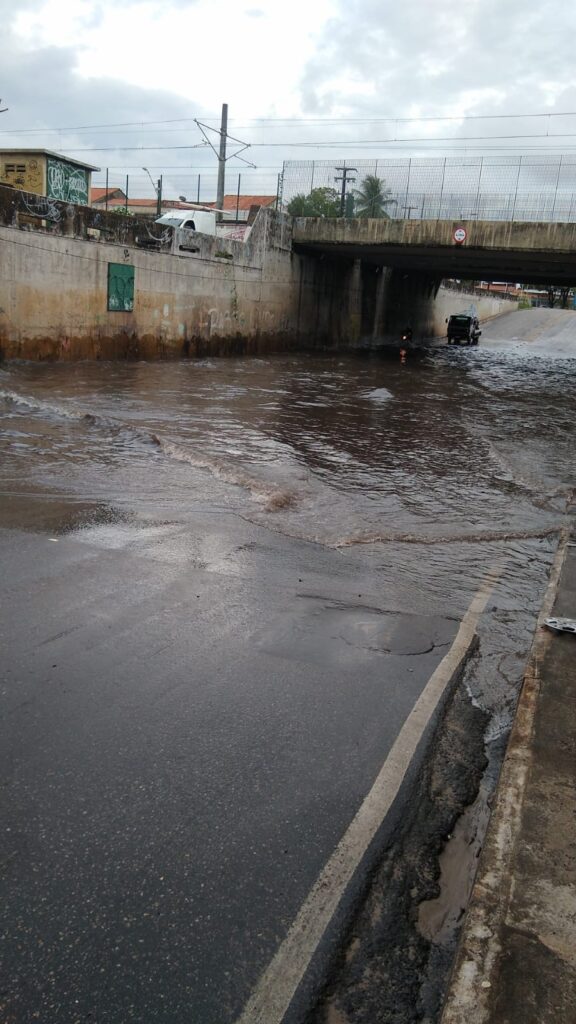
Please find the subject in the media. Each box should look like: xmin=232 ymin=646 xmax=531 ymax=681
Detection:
xmin=441 ymin=530 xmax=576 ymax=1024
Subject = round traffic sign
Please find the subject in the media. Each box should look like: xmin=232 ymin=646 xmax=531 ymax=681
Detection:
xmin=453 ymin=226 xmax=467 ymax=244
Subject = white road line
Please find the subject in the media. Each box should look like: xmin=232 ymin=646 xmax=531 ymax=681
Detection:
xmin=235 ymin=569 xmax=501 ymax=1024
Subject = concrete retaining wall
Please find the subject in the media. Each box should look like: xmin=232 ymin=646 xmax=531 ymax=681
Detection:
xmin=0 ymin=185 xmax=369 ymax=360
xmin=0 ymin=212 xmax=306 ymax=360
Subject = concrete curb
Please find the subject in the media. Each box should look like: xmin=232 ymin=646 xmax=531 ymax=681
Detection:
xmin=440 ymin=527 xmax=572 ymax=1024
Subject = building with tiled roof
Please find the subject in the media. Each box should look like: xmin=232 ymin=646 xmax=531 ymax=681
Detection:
xmin=90 ymin=195 xmax=203 ymax=216
xmin=205 ymin=194 xmax=277 ymax=222
xmin=90 ymin=190 xmax=277 ymax=221
xmin=90 ymin=187 xmax=126 ymax=205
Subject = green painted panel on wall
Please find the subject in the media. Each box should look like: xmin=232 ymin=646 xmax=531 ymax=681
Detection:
xmin=46 ymin=157 xmax=89 ymax=205
xmin=107 ymin=263 xmax=135 ymax=312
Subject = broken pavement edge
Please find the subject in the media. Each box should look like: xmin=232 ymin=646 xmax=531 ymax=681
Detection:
xmin=440 ymin=525 xmax=576 ymax=1024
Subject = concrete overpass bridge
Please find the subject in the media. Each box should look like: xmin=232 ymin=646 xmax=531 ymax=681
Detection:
xmin=292 ymin=217 xmax=576 ymax=285
xmin=291 ymin=217 xmax=576 ymax=345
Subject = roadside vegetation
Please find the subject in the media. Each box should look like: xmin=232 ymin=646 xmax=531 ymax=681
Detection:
xmin=287 ymin=174 xmax=395 ymax=219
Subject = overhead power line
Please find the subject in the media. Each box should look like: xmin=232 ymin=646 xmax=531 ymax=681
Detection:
xmin=233 ymin=110 xmax=576 ymax=123
xmin=4 ymin=109 xmax=576 ymax=136
xmin=59 ymin=131 xmax=576 ymax=154
xmin=258 ymin=132 xmax=576 ymax=146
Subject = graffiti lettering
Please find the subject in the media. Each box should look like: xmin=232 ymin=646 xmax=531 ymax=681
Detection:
xmin=145 ymin=224 xmax=172 ymax=245
xmin=135 ymin=224 xmax=172 ymax=252
xmin=20 ymin=194 xmax=62 ymax=223
xmin=108 ymin=277 xmax=132 ymax=311
xmin=47 ymin=158 xmax=89 ymax=205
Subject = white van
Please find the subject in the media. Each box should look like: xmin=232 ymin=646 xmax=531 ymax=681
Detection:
xmin=154 ymin=209 xmax=217 ymax=256
xmin=156 ymin=209 xmax=216 ymax=236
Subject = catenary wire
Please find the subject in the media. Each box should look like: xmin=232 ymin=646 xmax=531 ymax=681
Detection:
xmin=4 ymin=110 xmax=576 ymax=134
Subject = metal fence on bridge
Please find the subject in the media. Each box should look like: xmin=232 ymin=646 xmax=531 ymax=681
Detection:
xmin=280 ymin=156 xmax=576 ymax=222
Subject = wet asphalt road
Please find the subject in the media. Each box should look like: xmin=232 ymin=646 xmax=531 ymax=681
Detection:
xmin=1 ymin=308 xmax=574 ymax=1023
xmin=0 ymin=508 xmax=455 ymax=1023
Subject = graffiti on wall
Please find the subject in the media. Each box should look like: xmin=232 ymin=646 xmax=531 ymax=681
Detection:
xmin=108 ymin=263 xmax=135 ymax=312
xmin=1 ymin=157 xmax=44 ymax=194
xmin=47 ymin=158 xmax=89 ymax=205
xmin=20 ymin=194 xmax=62 ymax=223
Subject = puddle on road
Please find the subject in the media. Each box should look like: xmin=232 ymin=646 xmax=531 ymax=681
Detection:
xmin=417 ymin=772 xmax=492 ymax=944
xmin=255 ymin=602 xmax=455 ymax=669
xmin=0 ymin=493 xmax=134 ymax=536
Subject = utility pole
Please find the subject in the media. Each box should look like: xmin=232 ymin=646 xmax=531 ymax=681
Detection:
xmin=156 ymin=175 xmax=163 ymax=217
xmin=335 ymin=166 xmax=357 ymax=216
xmin=216 ymin=103 xmax=228 ymax=221
xmin=195 ymin=106 xmax=255 ymax=221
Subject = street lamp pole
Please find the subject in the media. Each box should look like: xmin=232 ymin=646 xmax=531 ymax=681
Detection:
xmin=142 ymin=166 xmax=162 ymax=214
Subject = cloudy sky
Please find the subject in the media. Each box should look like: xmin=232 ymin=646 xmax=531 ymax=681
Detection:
xmin=3 ymin=0 xmax=576 ymax=202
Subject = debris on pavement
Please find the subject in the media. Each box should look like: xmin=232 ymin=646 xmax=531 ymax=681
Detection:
xmin=544 ymin=617 xmax=576 ymax=635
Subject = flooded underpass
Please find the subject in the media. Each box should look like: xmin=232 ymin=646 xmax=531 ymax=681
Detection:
xmin=0 ymin=307 xmax=575 ymax=1023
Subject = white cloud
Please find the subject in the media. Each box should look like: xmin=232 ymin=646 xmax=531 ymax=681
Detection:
xmin=10 ymin=0 xmax=335 ymax=115
xmin=4 ymin=0 xmax=576 ymax=201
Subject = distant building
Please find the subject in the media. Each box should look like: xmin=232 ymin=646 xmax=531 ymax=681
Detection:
xmin=0 ymin=149 xmax=99 ymax=206
xmin=92 ymin=195 xmax=200 ymax=216
xmin=206 ymin=194 xmax=277 ymax=223
xmin=476 ymin=281 xmax=522 ymax=296
xmin=88 ymin=190 xmax=278 ymax=223
xmin=90 ymin=187 xmax=127 ymax=206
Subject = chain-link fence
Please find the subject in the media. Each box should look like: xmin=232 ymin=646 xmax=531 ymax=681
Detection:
xmin=280 ymin=156 xmax=576 ymax=221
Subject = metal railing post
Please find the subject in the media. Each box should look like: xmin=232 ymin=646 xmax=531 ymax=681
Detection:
xmin=552 ymin=155 xmax=563 ymax=220
xmin=511 ymin=156 xmax=522 ymax=221
xmin=474 ymin=157 xmax=484 ymax=219
xmin=438 ymin=158 xmax=446 ymax=219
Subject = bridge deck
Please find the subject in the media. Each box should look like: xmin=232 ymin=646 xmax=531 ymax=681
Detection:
xmin=292 ymin=218 xmax=576 ymax=284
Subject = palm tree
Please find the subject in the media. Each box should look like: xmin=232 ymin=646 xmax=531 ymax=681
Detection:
xmin=353 ymin=175 xmax=396 ymax=218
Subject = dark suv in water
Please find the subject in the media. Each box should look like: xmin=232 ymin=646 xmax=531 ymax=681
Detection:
xmin=446 ymin=314 xmax=482 ymax=345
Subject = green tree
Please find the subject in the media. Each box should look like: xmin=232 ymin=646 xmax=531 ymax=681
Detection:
xmin=353 ymin=174 xmax=396 ymax=218
xmin=287 ymin=186 xmax=341 ymax=218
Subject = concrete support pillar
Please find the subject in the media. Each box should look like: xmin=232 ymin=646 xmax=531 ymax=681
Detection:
xmin=372 ymin=266 xmax=391 ymax=341
xmin=347 ymin=258 xmax=363 ymax=344
xmin=63 ymin=205 xmax=75 ymax=238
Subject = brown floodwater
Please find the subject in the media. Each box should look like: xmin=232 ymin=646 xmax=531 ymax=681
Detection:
xmin=1 ymin=312 xmax=575 ymax=720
